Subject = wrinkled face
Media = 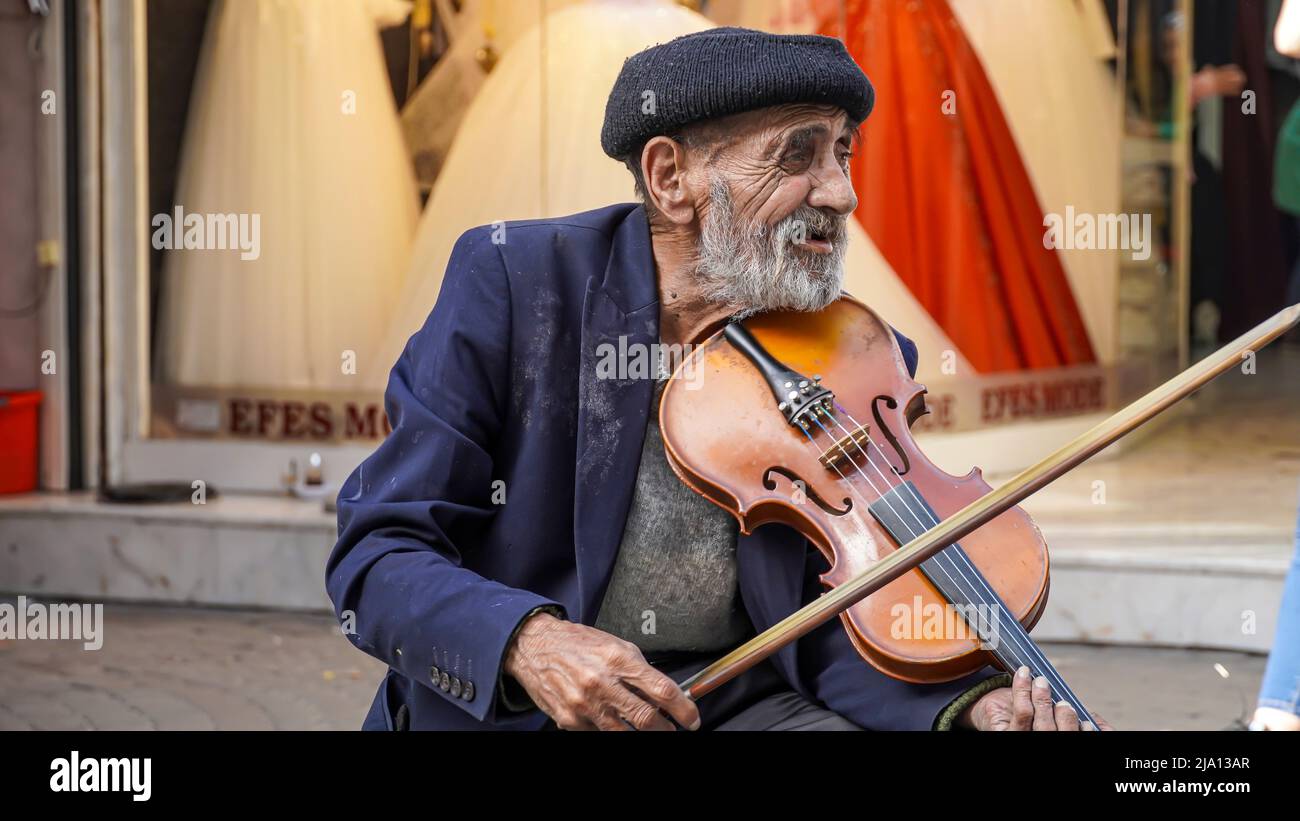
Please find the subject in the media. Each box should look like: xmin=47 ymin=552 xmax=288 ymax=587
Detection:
xmin=691 ymin=104 xmax=859 ymax=316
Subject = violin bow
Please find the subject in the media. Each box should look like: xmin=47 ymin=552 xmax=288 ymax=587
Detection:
xmin=680 ymin=303 xmax=1300 ymax=701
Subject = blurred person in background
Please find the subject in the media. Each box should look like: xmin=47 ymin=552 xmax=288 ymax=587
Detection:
xmin=1244 ymin=0 xmax=1300 ymax=731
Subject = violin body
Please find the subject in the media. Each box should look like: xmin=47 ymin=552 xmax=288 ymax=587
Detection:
xmin=660 ymin=296 xmax=1050 ymax=684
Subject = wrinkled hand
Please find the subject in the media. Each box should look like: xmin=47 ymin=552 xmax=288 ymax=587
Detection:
xmin=962 ymin=666 xmax=1114 ymax=731
xmin=503 ymin=612 xmax=701 ymax=731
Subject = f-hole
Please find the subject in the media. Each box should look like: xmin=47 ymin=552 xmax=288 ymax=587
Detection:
xmin=871 ymin=396 xmax=911 ymax=476
xmin=763 ymin=467 xmax=851 ymax=516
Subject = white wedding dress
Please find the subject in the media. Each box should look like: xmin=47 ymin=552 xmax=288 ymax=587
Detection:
xmin=158 ymin=0 xmax=419 ymax=391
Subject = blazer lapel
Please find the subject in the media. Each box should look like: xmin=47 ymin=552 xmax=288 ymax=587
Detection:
xmin=572 ymin=206 xmax=660 ymax=624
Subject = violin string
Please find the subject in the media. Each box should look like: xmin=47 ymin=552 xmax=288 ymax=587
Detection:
xmin=808 ymin=408 xmax=1041 ymax=675
xmin=805 ymin=415 xmax=922 ymax=559
xmin=819 ymin=407 xmax=1044 ymax=664
xmin=818 ymin=411 xmax=1092 ymax=724
xmin=795 ymin=405 xmax=1060 ymax=706
xmin=801 ymin=410 xmax=1097 ymax=723
xmin=807 ymin=412 xmax=957 ymax=575
xmin=801 ymin=414 xmax=1024 ymax=671
xmin=823 ymin=405 xmax=1078 ymax=704
xmin=829 ymin=405 xmax=1092 ymax=721
xmin=805 ymin=410 xmax=986 ymax=619
xmin=829 ymin=404 xmax=1089 ymax=714
xmin=874 ymin=444 xmax=1095 ymax=719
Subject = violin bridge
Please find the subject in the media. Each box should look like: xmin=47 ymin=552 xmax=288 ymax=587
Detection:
xmin=819 ymin=424 xmax=871 ymax=471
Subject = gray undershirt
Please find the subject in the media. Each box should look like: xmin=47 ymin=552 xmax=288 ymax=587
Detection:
xmin=594 ymin=377 xmax=753 ymax=653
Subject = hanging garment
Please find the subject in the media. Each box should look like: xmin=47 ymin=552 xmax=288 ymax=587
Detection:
xmin=948 ymin=0 xmax=1121 ymax=363
xmin=824 ymin=0 xmax=1099 ymax=372
xmin=158 ymin=0 xmax=419 ymax=391
xmin=369 ymin=0 xmax=970 ymax=389
xmin=1219 ymin=0 xmax=1289 ymax=339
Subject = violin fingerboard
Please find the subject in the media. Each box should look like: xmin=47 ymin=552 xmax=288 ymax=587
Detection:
xmin=868 ymin=482 xmax=1095 ymax=725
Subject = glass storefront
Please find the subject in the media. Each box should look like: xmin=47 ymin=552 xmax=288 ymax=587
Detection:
xmin=97 ymin=0 xmax=1234 ymax=489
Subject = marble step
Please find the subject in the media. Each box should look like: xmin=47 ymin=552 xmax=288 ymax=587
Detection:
xmin=0 ymin=492 xmax=335 ymax=611
xmin=1036 ymin=538 xmax=1286 ymax=653
xmin=0 ymin=492 xmax=1288 ymax=654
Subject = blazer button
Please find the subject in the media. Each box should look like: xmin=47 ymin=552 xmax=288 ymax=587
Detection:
xmin=439 ymin=672 xmax=451 ymax=692
xmin=429 ymin=665 xmax=440 ymax=683
xmin=462 ymin=681 xmax=475 ymax=701
xmin=450 ymin=677 xmax=462 ymax=697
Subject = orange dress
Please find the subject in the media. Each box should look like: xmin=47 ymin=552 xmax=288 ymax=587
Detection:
xmin=821 ymin=0 xmax=1096 ymax=371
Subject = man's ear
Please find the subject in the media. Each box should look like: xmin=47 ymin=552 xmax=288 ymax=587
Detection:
xmin=642 ymin=136 xmax=697 ymax=225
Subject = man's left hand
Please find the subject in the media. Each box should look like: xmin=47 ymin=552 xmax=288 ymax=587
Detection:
xmin=961 ymin=666 xmax=1114 ymax=731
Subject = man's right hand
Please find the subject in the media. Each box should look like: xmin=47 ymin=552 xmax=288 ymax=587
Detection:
xmin=503 ymin=611 xmax=702 ymax=731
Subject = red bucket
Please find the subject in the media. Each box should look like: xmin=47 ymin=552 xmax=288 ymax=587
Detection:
xmin=0 ymin=391 xmax=41 ymax=494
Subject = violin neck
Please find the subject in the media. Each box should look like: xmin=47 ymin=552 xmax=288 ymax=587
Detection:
xmin=869 ymin=481 xmax=1096 ymax=726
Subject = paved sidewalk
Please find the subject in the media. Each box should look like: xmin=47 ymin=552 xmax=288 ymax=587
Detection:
xmin=0 ymin=603 xmax=384 ymax=730
xmin=0 ymin=602 xmax=1268 ymax=730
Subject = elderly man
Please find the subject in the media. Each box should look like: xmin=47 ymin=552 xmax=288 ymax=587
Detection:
xmin=328 ymin=27 xmax=1103 ymax=731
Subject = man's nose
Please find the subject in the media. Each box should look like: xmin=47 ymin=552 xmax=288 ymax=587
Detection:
xmin=807 ymin=166 xmax=858 ymax=217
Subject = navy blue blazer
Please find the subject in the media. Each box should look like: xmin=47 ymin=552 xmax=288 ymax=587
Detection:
xmin=327 ymin=203 xmax=998 ymax=730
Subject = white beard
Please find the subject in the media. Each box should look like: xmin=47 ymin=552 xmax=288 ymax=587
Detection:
xmin=694 ymin=178 xmax=848 ymax=317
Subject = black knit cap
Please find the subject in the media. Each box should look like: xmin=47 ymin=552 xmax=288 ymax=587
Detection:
xmin=601 ymin=27 xmax=874 ymax=160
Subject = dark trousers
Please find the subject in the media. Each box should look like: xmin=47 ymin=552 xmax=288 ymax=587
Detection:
xmin=388 ymin=653 xmax=864 ymax=731
xmin=655 ymin=653 xmax=863 ymax=732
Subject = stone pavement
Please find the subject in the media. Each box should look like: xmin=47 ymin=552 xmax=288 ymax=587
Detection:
xmin=0 ymin=603 xmax=384 ymax=730
xmin=0 ymin=601 xmax=1268 ymax=730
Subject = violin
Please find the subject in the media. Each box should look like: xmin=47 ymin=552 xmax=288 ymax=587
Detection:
xmin=659 ymin=295 xmax=1300 ymax=723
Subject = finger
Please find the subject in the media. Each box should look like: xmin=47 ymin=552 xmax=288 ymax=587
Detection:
xmin=1031 ymin=676 xmax=1058 ymax=731
xmin=1010 ymin=666 xmax=1034 ymax=731
xmin=1054 ymin=701 xmax=1080 ymax=731
xmin=589 ymin=705 xmax=636 ymax=732
xmin=1086 ymin=713 xmax=1114 ymax=732
xmin=622 ymin=664 xmax=701 ymax=730
xmin=552 ymin=707 xmax=599 ymax=732
xmin=534 ymin=687 xmax=598 ymax=731
xmin=604 ymin=683 xmax=676 ymax=731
